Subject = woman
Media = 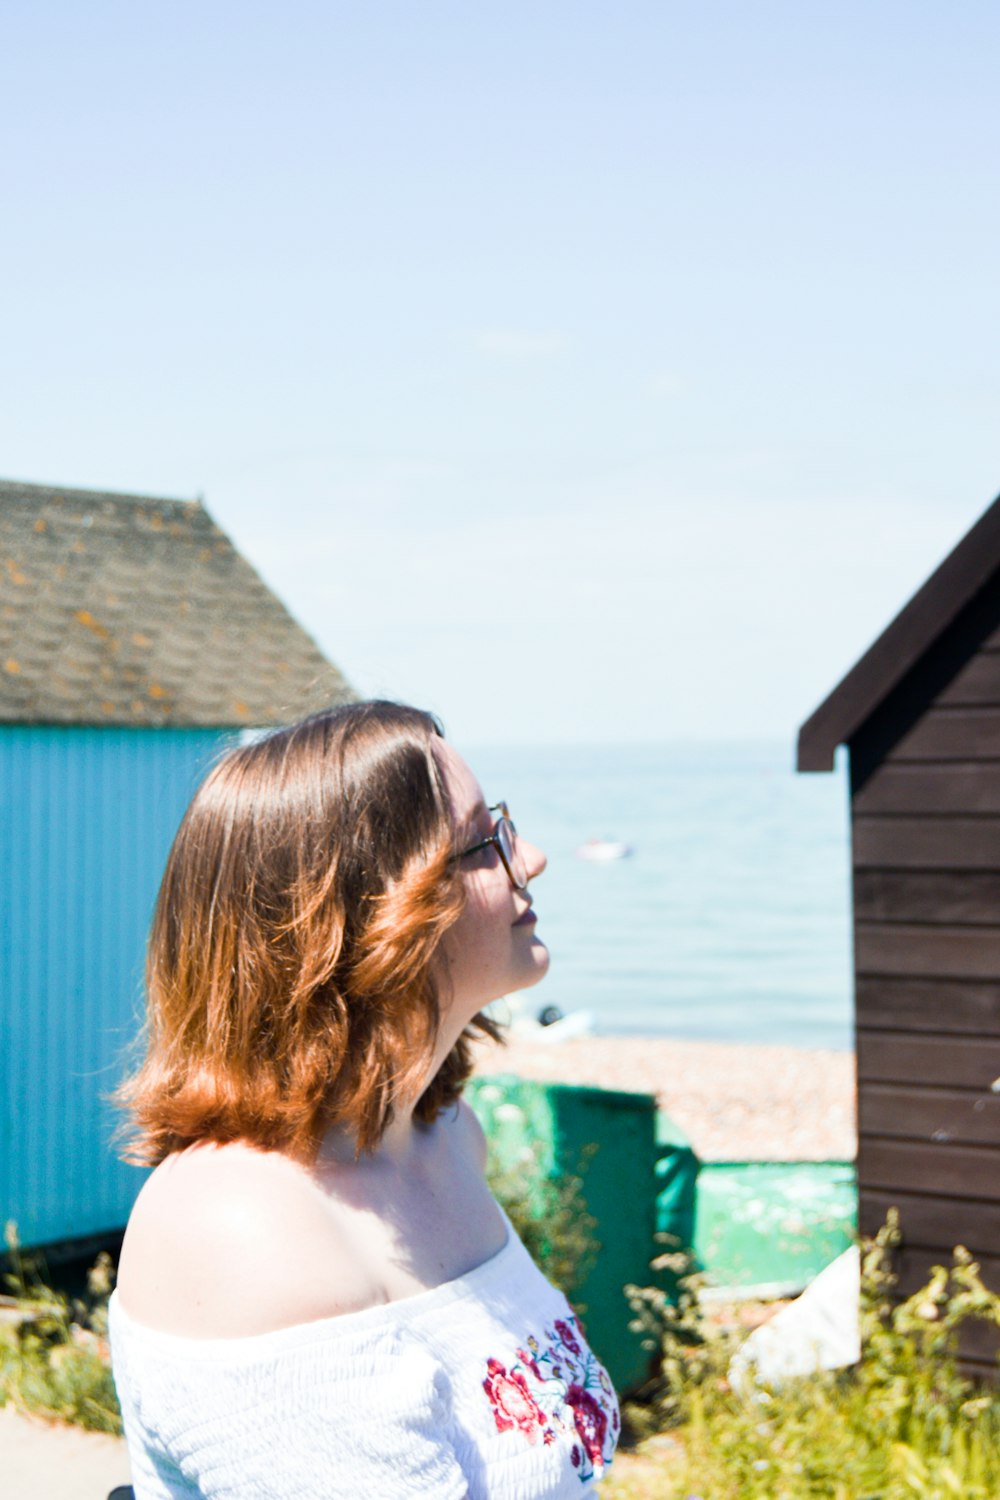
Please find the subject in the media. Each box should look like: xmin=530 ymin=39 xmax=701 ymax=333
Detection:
xmin=111 ymin=701 xmax=620 ymax=1498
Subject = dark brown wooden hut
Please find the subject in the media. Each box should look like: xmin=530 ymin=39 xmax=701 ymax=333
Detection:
xmin=798 ymin=491 xmax=1000 ymax=1377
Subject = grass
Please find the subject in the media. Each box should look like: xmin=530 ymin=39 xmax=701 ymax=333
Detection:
xmin=603 ymin=1212 xmax=1000 ymax=1499
xmin=0 ymin=1221 xmax=122 ymax=1433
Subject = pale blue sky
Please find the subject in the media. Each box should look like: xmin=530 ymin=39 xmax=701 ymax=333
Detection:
xmin=2 ymin=2 xmax=998 ymax=745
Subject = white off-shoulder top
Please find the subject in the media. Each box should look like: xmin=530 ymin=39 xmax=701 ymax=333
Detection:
xmin=109 ymin=1206 xmax=620 ymax=1498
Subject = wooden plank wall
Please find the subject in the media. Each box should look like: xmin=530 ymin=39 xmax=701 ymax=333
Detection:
xmin=851 ymin=612 xmax=1000 ymax=1376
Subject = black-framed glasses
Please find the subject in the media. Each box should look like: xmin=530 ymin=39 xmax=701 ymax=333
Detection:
xmin=457 ymin=801 xmax=528 ymax=891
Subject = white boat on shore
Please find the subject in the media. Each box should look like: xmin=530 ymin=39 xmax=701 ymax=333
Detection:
xmin=495 ymin=995 xmax=600 ymax=1043
xmin=509 ymin=1007 xmax=599 ymax=1043
xmin=575 ymin=838 xmax=633 ymax=861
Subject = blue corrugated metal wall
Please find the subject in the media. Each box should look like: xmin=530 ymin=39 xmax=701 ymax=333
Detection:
xmin=0 ymin=726 xmax=231 ymax=1246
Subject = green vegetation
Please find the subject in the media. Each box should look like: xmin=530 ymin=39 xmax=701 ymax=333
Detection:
xmin=0 ymin=1222 xmax=122 ymax=1433
xmin=487 ymin=1138 xmax=599 ymax=1297
xmin=608 ymin=1213 xmax=1000 ymax=1499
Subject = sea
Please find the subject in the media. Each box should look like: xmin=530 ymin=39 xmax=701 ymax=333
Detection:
xmin=467 ymin=741 xmax=853 ymax=1052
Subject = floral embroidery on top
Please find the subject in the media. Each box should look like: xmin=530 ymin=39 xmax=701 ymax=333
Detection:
xmin=481 ymin=1312 xmax=619 ymax=1483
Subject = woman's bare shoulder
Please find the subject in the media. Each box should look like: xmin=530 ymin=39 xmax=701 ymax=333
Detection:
xmin=116 ymin=1141 xmax=381 ymax=1339
xmin=452 ymin=1096 xmax=489 ymax=1172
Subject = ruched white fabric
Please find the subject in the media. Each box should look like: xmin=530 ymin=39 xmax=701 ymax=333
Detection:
xmin=109 ymin=1207 xmax=620 ymax=1498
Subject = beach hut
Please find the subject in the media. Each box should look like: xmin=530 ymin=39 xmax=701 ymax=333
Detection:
xmin=0 ymin=479 xmax=352 ymax=1254
xmin=798 ymin=490 xmax=1000 ymax=1376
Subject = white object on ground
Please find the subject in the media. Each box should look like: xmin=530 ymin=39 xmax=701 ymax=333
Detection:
xmin=532 ymin=1009 xmax=598 ymax=1043
xmin=496 ymin=994 xmax=598 ymax=1043
xmin=728 ymin=1245 xmax=860 ymax=1396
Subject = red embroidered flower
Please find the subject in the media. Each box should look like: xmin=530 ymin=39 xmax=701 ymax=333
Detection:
xmin=568 ymin=1383 xmax=608 ymax=1466
xmin=554 ymin=1318 xmax=582 ymax=1356
xmin=483 ymin=1358 xmax=547 ymax=1443
xmin=516 ymin=1346 xmax=542 ymax=1380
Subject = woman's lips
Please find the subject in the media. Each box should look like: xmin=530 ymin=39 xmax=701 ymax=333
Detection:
xmin=513 ymin=907 xmax=537 ymax=927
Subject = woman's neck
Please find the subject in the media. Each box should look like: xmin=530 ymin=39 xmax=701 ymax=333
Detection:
xmin=316 ymin=1006 xmax=469 ymax=1171
xmin=317 ymin=1089 xmax=433 ymax=1171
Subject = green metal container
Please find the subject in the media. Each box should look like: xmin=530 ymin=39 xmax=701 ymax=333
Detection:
xmin=467 ymin=1074 xmax=660 ymax=1393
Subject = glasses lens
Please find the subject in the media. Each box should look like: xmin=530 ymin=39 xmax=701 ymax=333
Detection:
xmin=498 ymin=817 xmax=528 ymax=890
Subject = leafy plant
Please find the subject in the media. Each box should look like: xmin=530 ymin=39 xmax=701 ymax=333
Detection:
xmin=0 ymin=1221 xmax=122 ymax=1433
xmin=487 ymin=1139 xmax=599 ymax=1298
xmin=609 ymin=1213 xmax=1000 ymax=1499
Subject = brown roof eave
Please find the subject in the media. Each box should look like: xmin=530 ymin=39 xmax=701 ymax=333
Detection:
xmin=797 ymin=489 xmax=1000 ymax=773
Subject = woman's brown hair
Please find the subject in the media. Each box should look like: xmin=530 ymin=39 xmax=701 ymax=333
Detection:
xmin=117 ymin=701 xmax=500 ymax=1164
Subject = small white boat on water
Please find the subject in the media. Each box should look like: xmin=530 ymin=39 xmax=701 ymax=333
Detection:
xmin=575 ymin=838 xmax=633 ymax=861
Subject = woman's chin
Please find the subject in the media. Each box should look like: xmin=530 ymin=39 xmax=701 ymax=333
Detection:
xmin=521 ymin=938 xmax=551 ymax=985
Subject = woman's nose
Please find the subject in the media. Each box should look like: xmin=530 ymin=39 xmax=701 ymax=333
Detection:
xmin=523 ymin=839 xmax=547 ymax=881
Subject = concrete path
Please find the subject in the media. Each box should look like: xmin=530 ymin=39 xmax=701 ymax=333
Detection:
xmin=0 ymin=1405 xmax=131 ymax=1499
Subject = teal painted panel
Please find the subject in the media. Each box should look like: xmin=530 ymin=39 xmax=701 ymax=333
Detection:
xmin=0 ymin=726 xmax=232 ymax=1246
xmin=694 ymin=1161 xmax=858 ymax=1294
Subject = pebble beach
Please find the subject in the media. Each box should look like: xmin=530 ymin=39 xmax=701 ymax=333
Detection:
xmin=472 ymin=1033 xmax=856 ymax=1162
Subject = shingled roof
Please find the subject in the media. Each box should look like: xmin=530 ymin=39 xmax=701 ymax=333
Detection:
xmin=0 ymin=479 xmax=354 ymax=726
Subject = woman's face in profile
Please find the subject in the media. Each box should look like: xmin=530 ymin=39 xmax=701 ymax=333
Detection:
xmin=433 ymin=739 xmax=549 ymax=1020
